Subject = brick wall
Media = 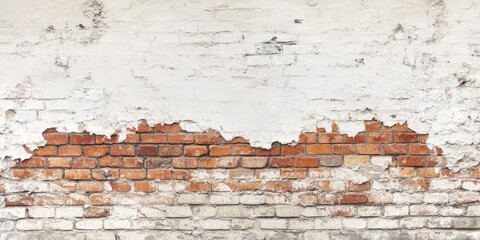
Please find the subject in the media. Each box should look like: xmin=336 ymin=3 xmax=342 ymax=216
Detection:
xmin=1 ymin=121 xmax=479 ymax=240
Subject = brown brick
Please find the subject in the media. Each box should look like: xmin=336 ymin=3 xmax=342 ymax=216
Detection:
xmin=241 ymin=157 xmax=268 ymax=168
xmin=71 ymin=134 xmax=95 ymax=145
xmin=99 ymin=156 xmax=123 ymax=167
xmin=134 ymin=181 xmax=155 ymax=192
xmin=111 ymin=145 xmax=135 ymax=156
xmin=79 ymin=181 xmax=104 ymax=192
xmin=281 ymin=169 xmax=307 ymax=179
xmin=65 ymin=169 xmax=91 ymax=180
xmin=367 ymin=133 xmax=392 ymax=143
xmin=109 ymin=181 xmax=131 ymax=192
xmin=306 ymin=144 xmax=331 ymax=155
xmin=333 ymin=144 xmax=356 ymax=154
xmin=187 ymin=181 xmax=211 ymax=192
xmin=84 ymin=207 xmax=110 ymax=218
xmin=147 ymin=169 xmax=172 ymax=179
xmin=209 ymin=145 xmax=233 ymax=156
xmin=120 ymin=169 xmax=146 ymax=180
xmin=123 ymin=157 xmax=144 ymax=168
xmin=339 ymin=193 xmax=368 ymax=204
xmin=394 ymin=133 xmax=420 ymax=143
xmin=184 ymin=145 xmax=208 ymax=156
xmin=319 ymin=156 xmax=342 ymax=167
xmin=72 ymin=158 xmax=97 ymax=168
xmin=159 ymin=145 xmax=182 ymax=156
xmin=138 ymin=145 xmax=158 ymax=156
xmin=281 ymin=145 xmax=304 ymax=155
xmin=172 ymin=157 xmax=197 ymax=169
xmin=58 ymin=145 xmax=82 ymax=156
xmin=295 ymin=157 xmax=319 ymax=167
xmin=398 ymin=156 xmax=425 ymax=167
xmin=384 ymin=144 xmax=408 ymax=155
xmin=269 ymin=157 xmax=294 ymax=167
xmin=43 ymin=133 xmax=68 ymax=145
xmin=47 ymin=157 xmax=72 ymax=168
xmin=12 ymin=169 xmax=34 ymax=179
xmin=34 ymin=146 xmax=57 ymax=156
xmin=144 ymin=158 xmax=171 ymax=168
xmin=15 ymin=157 xmax=46 ymax=168
xmin=356 ymin=144 xmax=381 ymax=154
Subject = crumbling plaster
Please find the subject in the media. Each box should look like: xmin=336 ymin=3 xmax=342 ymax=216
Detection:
xmin=0 ymin=0 xmax=479 ymax=170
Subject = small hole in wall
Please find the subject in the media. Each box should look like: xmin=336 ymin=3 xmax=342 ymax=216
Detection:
xmin=5 ymin=109 xmax=16 ymax=120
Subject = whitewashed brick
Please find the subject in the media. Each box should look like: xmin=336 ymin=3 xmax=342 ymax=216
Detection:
xmin=210 ymin=194 xmax=240 ymax=205
xmin=0 ymin=207 xmax=26 ymax=219
xmin=314 ymin=218 xmax=341 ymax=230
xmin=384 ymin=205 xmax=409 ymax=217
xmin=16 ymin=219 xmax=43 ymax=230
xmin=28 ymin=207 xmax=55 ymax=218
xmin=55 ymin=207 xmax=83 ymax=218
xmin=104 ymin=219 xmax=132 ymax=229
xmin=288 ymin=219 xmax=315 ymax=230
xmin=240 ymin=195 xmax=266 ymax=205
xmin=177 ymin=194 xmax=207 ymax=205
xmin=76 ymin=219 xmax=103 ymax=230
xmin=367 ymin=219 xmax=399 ymax=229
xmin=275 ymin=205 xmax=301 ymax=217
xmin=165 ymin=206 xmax=192 ymax=218
xmin=260 ymin=219 xmax=287 ymax=229
xmin=342 ymin=218 xmax=367 ymax=229
xmin=44 ymin=219 xmax=73 ymax=230
xmin=200 ymin=219 xmax=230 ymax=230
xmin=217 ymin=206 xmax=251 ymax=218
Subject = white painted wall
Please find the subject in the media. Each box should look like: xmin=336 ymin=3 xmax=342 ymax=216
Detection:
xmin=0 ymin=0 xmax=479 ymax=170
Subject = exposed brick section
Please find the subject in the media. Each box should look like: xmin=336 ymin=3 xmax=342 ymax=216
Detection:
xmin=5 ymin=121 xmax=479 ymax=238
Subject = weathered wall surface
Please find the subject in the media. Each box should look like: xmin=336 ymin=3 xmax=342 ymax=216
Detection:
xmin=1 ymin=0 xmax=480 ymax=239
xmin=0 ymin=0 xmax=479 ymax=170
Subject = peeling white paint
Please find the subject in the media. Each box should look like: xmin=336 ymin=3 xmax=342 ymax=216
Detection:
xmin=0 ymin=0 xmax=479 ymax=170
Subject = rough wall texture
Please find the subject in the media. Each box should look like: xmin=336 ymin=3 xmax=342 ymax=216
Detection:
xmin=1 ymin=121 xmax=480 ymax=239
xmin=0 ymin=0 xmax=479 ymax=170
xmin=1 ymin=0 xmax=480 ymax=239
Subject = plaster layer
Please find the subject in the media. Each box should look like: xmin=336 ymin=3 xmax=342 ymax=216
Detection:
xmin=0 ymin=0 xmax=479 ymax=170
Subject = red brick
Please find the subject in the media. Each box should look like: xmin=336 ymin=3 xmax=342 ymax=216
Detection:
xmin=12 ymin=169 xmax=34 ymax=179
xmin=409 ymin=144 xmax=430 ymax=155
xmin=306 ymin=144 xmax=331 ymax=155
xmin=34 ymin=146 xmax=57 ymax=156
xmin=159 ymin=145 xmax=182 ymax=156
xmin=299 ymin=133 xmax=316 ymax=143
xmin=79 ymin=181 xmax=104 ymax=192
xmin=345 ymin=133 xmax=366 ymax=143
xmin=239 ymin=182 xmax=262 ymax=191
xmin=65 ymin=194 xmax=88 ymax=205
xmin=194 ymin=133 xmax=223 ymax=144
xmin=229 ymin=137 xmax=249 ymax=143
xmin=137 ymin=121 xmax=153 ymax=133
xmin=109 ymin=181 xmax=131 ymax=192
xmin=367 ymin=133 xmax=393 ymax=143
xmin=120 ymin=169 xmax=146 ymax=180
xmin=269 ymin=157 xmax=293 ymax=167
xmin=65 ymin=169 xmax=91 ymax=180
xmin=144 ymin=158 xmax=170 ymax=168
xmin=43 ymin=133 xmax=68 ymax=145
xmin=295 ymin=157 xmax=319 ymax=167
xmin=281 ymin=145 xmax=304 ymax=155
xmin=111 ymin=145 xmax=135 ymax=156
xmin=417 ymin=168 xmax=439 ymax=178
xmin=198 ymin=158 xmax=216 ymax=168
xmin=365 ymin=121 xmax=383 ymax=131
xmin=184 ymin=145 xmax=208 ymax=156
xmin=398 ymin=156 xmax=425 ymax=167
xmin=318 ymin=133 xmax=344 ymax=143
xmin=51 ymin=181 xmax=77 ymax=193
xmin=187 ymin=181 xmax=211 ymax=192
xmin=36 ymin=169 xmax=63 ymax=180
xmin=339 ymin=193 xmax=368 ymax=204
xmin=90 ymin=194 xmax=114 ymax=205
xmin=134 ymin=181 xmax=155 ymax=192
xmin=125 ymin=134 xmax=140 ymax=143
xmin=167 ymin=134 xmax=194 ymax=144
xmin=233 ymin=144 xmax=255 ymax=155
xmin=212 ymin=182 xmax=238 ymax=192
xmin=229 ymin=169 xmax=254 ymax=179
xmin=15 ymin=157 xmax=46 ymax=168
xmin=172 ymin=170 xmax=192 ymax=180
xmin=403 ymin=179 xmax=429 ymax=191
xmin=426 ymin=156 xmax=446 ymax=167
xmin=384 ymin=123 xmax=412 ymax=132
xmin=333 ymin=144 xmax=355 ymax=154
xmin=319 ymin=156 xmax=342 ymax=167
xmin=70 ymin=134 xmax=95 ymax=144
xmin=265 ymin=181 xmax=292 ymax=192
xmin=95 ymin=134 xmax=119 ymax=144
xmin=58 ymin=145 xmax=82 ymax=156
xmin=209 ymin=145 xmax=233 ymax=156
xmin=92 ymin=169 xmax=119 ymax=180
xmin=123 ymin=157 xmax=143 ymax=168
xmin=256 ymin=144 xmax=281 ymax=156
xmin=47 ymin=157 xmax=72 ymax=168
xmin=356 ymin=144 xmax=381 ymax=154
xmin=155 ymin=123 xmax=183 ymax=133
xmin=216 ymin=157 xmax=240 ymax=168
xmin=281 ymin=169 xmax=307 ymax=179
xmin=147 ymin=169 xmax=172 ymax=179
xmin=84 ymin=207 xmax=110 ymax=218
xmin=5 ymin=195 xmax=34 ymax=206
xmin=35 ymin=195 xmax=64 ymax=206
xmin=347 ymin=181 xmax=371 ymax=191
xmin=138 ymin=145 xmax=158 ymax=156
xmin=99 ymin=156 xmax=123 ymax=167
xmin=384 ymin=144 xmax=408 ymax=155
xmin=141 ymin=134 xmax=168 ymax=143
xmin=72 ymin=158 xmax=97 ymax=168
xmin=394 ymin=133 xmax=420 ymax=143
xmin=241 ymin=157 xmax=267 ymax=168
xmin=172 ymin=157 xmax=197 ymax=169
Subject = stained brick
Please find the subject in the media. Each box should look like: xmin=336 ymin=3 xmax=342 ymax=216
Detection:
xmin=339 ymin=193 xmax=368 ymax=204
xmin=64 ymin=169 xmax=91 ymax=180
xmin=71 ymin=134 xmax=95 ymax=145
xmin=137 ymin=145 xmax=159 ymax=156
xmin=242 ymin=157 xmax=268 ymax=168
xmin=184 ymin=145 xmax=208 ymax=156
xmin=111 ymin=145 xmax=135 ymax=156
xmin=172 ymin=157 xmax=197 ymax=169
xmin=398 ymin=156 xmax=425 ymax=167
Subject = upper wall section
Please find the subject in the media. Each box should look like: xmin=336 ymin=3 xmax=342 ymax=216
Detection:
xmin=0 ymin=0 xmax=479 ymax=169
